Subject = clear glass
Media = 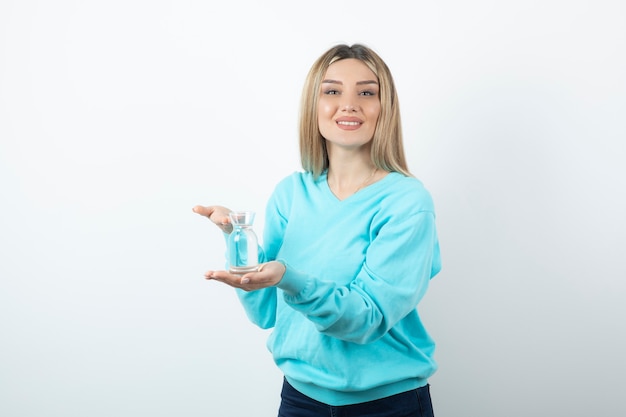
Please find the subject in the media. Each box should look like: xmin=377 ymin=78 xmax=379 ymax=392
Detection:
xmin=227 ymin=211 xmax=259 ymax=274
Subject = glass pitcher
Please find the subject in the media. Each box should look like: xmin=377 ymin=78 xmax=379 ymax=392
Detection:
xmin=227 ymin=211 xmax=259 ymax=274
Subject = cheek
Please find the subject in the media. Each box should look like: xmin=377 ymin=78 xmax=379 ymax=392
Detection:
xmin=367 ymin=103 xmax=381 ymax=120
xmin=317 ymin=101 xmax=335 ymax=119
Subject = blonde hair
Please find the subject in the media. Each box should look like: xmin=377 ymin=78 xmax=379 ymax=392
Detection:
xmin=299 ymin=44 xmax=411 ymax=178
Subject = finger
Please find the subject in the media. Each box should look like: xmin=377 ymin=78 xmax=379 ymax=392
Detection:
xmin=216 ymin=216 xmax=231 ymax=226
xmin=239 ymin=268 xmax=275 ymax=287
xmin=192 ymin=205 xmax=215 ymax=217
xmin=208 ymin=270 xmax=245 ymax=288
xmin=217 ymin=220 xmax=233 ymax=233
xmin=193 ymin=206 xmax=232 ymax=232
xmin=240 ymin=265 xmax=264 ymax=284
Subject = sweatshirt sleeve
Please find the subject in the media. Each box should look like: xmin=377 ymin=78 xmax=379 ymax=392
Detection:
xmin=276 ymin=189 xmax=441 ymax=344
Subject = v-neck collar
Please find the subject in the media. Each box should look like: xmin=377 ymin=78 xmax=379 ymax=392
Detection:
xmin=319 ymin=171 xmax=396 ymax=203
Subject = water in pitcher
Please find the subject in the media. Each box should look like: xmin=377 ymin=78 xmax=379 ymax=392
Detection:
xmin=227 ymin=211 xmax=259 ymax=274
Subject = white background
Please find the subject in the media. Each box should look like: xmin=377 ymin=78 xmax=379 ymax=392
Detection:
xmin=1 ymin=1 xmax=625 ymax=416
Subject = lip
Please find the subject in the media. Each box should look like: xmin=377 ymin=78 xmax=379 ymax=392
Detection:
xmin=335 ymin=117 xmax=363 ymax=130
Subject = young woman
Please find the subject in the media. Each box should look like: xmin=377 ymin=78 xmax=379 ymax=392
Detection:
xmin=194 ymin=43 xmax=441 ymax=417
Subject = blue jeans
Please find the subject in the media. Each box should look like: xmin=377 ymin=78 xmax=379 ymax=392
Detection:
xmin=277 ymin=379 xmax=435 ymax=417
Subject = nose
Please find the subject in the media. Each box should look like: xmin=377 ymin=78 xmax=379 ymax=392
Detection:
xmin=341 ymin=103 xmax=358 ymax=112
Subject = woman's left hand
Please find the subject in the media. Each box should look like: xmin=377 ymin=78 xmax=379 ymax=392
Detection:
xmin=204 ymin=261 xmax=286 ymax=292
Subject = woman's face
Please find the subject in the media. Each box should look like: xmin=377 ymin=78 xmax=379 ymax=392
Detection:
xmin=317 ymin=58 xmax=381 ymax=151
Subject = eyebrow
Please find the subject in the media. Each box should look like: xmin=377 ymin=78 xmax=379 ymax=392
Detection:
xmin=321 ymin=79 xmax=379 ymax=86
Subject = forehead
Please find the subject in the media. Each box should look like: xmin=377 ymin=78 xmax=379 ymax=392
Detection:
xmin=323 ymin=58 xmax=378 ymax=82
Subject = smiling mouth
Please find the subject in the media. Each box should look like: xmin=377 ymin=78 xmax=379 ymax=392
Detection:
xmin=337 ymin=121 xmax=361 ymax=126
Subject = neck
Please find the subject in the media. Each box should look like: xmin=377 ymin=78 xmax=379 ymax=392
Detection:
xmin=327 ymin=163 xmax=378 ymax=200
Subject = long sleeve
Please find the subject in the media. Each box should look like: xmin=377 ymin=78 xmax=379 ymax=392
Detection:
xmin=277 ymin=207 xmax=440 ymax=344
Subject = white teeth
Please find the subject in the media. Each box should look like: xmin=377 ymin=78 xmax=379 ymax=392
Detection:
xmin=337 ymin=121 xmax=360 ymax=126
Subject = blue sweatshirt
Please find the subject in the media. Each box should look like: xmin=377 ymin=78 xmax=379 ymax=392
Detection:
xmin=236 ymin=170 xmax=442 ymax=406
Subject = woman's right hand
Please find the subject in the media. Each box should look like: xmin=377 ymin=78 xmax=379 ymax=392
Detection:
xmin=192 ymin=205 xmax=233 ymax=233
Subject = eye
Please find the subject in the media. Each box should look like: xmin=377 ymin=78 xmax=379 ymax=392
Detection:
xmin=359 ymin=90 xmax=376 ymax=96
xmin=323 ymin=89 xmax=340 ymax=95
